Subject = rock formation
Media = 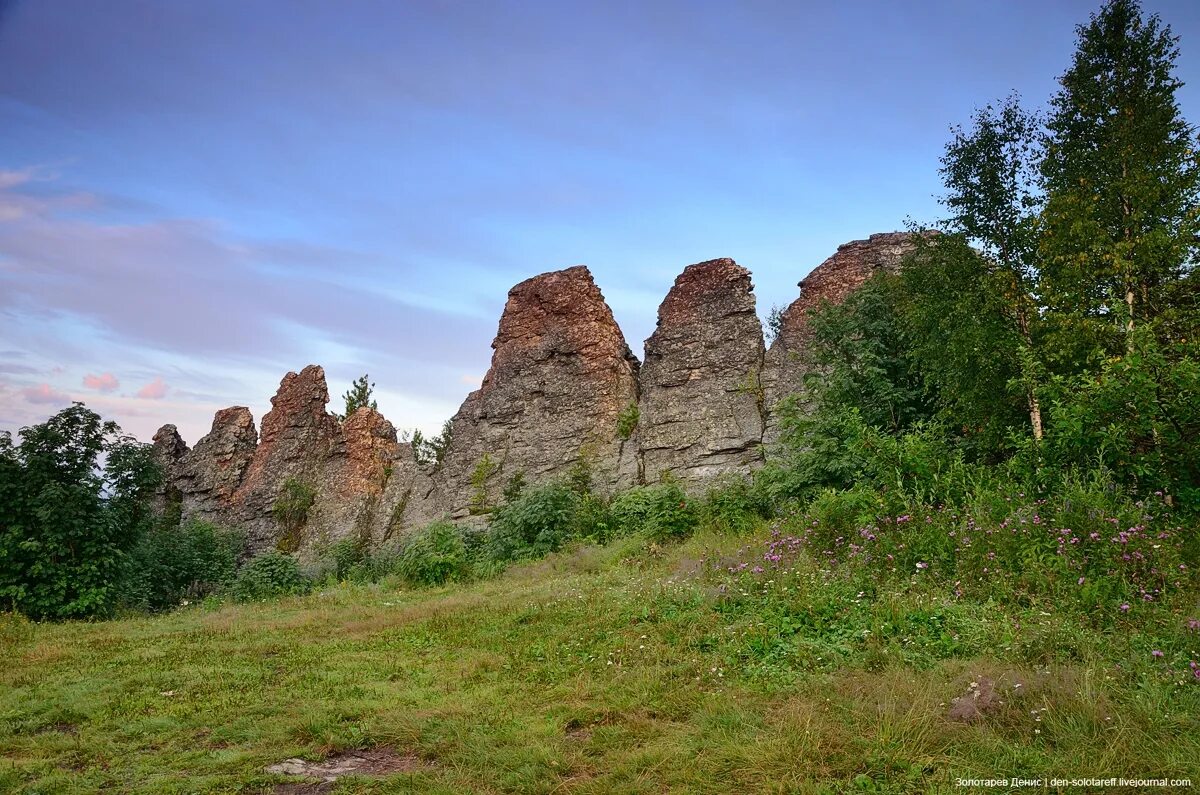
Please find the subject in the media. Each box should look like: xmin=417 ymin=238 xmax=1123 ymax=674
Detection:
xmin=434 ymin=265 xmax=640 ymax=517
xmin=761 ymin=232 xmax=919 ymax=443
xmin=637 ymin=258 xmax=766 ymax=487
xmin=174 ymin=406 xmax=258 ymax=526
xmin=152 ymin=232 xmax=914 ymax=550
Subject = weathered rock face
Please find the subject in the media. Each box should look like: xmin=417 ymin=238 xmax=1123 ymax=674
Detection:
xmin=302 ymin=407 xmax=399 ymax=545
xmin=158 ymin=368 xmax=443 ymax=552
xmin=150 ymin=424 xmax=189 ymax=516
xmin=226 ymin=365 xmax=342 ymax=546
xmin=435 ymin=266 xmax=640 ymax=517
xmin=153 ymin=232 xmax=917 ymax=548
xmin=762 ymin=232 xmax=918 ymax=443
xmin=637 ymin=258 xmax=766 ymax=487
xmin=174 ymin=407 xmax=258 ymax=526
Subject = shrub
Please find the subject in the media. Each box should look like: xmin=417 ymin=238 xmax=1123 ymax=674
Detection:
xmin=123 ymin=520 xmax=243 ymax=611
xmin=572 ymin=492 xmax=616 ymax=544
xmin=616 ymin=402 xmax=640 ymax=440
xmin=273 ymin=478 xmax=316 ymax=552
xmin=397 ymin=521 xmax=470 ymax=586
xmin=230 ymin=551 xmax=310 ymax=602
xmin=329 ymin=537 xmax=369 ymax=581
xmin=609 ymin=481 xmax=698 ymax=542
xmin=486 ymin=481 xmax=582 ymax=562
xmin=700 ymin=477 xmax=765 ymax=534
xmin=469 ymin=453 xmax=499 ymax=515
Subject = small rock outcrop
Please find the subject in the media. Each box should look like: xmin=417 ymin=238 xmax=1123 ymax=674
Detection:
xmin=174 ymin=407 xmax=258 ymax=525
xmin=150 ymin=424 xmax=189 ymax=516
xmin=435 ymin=266 xmax=640 ymax=516
xmin=762 ymin=232 xmax=919 ymax=442
xmin=637 ymin=258 xmax=766 ymax=487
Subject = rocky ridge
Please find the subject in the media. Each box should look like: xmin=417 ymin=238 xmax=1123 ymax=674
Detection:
xmin=153 ymin=233 xmax=916 ymax=551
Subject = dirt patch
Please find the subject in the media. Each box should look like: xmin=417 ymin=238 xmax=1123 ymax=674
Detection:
xmin=40 ymin=722 xmax=79 ymax=736
xmin=947 ymin=676 xmax=999 ymax=723
xmin=267 ymin=747 xmax=427 ymax=787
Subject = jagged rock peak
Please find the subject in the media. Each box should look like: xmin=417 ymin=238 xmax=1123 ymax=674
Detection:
xmin=638 ymin=256 xmax=765 ymax=486
xmin=151 ymin=423 xmax=189 ymax=460
xmin=338 ymin=406 xmax=400 ymax=495
xmin=258 ymin=364 xmax=334 ymax=445
xmin=761 ymin=231 xmax=922 ymax=445
xmin=655 ymin=258 xmax=755 ymax=327
xmin=178 ymin=406 xmax=258 ymax=509
xmin=201 ymin=406 xmax=258 ymax=448
xmin=489 ymin=265 xmax=639 ymax=377
xmin=435 ymin=265 xmax=641 ymax=516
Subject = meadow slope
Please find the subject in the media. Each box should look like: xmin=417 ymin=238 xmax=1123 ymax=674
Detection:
xmin=3 ymin=530 xmax=1199 ymax=794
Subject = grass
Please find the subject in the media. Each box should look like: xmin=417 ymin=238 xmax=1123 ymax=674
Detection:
xmin=2 ymin=529 xmax=1199 ymax=794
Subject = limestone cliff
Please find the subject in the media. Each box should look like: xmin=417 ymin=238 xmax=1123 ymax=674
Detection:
xmin=637 ymin=258 xmax=765 ymax=487
xmin=153 ymin=232 xmax=912 ymax=550
xmin=434 ymin=265 xmax=640 ymax=517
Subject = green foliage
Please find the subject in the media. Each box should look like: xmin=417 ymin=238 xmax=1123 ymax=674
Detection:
xmin=898 ymin=234 xmax=1032 ymax=454
xmin=273 ymin=478 xmax=317 ymax=552
xmin=328 ymin=537 xmax=370 ymax=582
xmin=123 ymin=520 xmax=243 ymax=612
xmin=502 ymin=470 xmax=527 ymax=504
xmin=338 ymin=374 xmax=377 ymax=420
xmin=616 ymin=402 xmax=639 ymax=440
xmin=411 ymin=419 xmax=453 ymax=468
xmin=0 ymin=404 xmax=161 ymax=620
xmin=229 ymin=551 xmax=309 ymax=602
xmin=468 ymin=453 xmax=499 ymax=515
xmin=1038 ymin=328 xmax=1200 ymax=505
xmin=397 ymin=521 xmax=471 ymax=586
xmin=700 ymin=477 xmax=765 ymax=534
xmin=764 ymin=303 xmax=786 ymax=345
xmin=485 ymin=481 xmax=583 ymax=562
xmin=805 ymin=272 xmax=933 ymax=436
xmin=1040 ymin=0 xmax=1200 ymax=358
xmin=609 ymin=480 xmax=698 ymax=543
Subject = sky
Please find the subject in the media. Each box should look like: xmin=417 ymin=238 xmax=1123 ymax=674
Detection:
xmin=3 ymin=0 xmax=1200 ymax=446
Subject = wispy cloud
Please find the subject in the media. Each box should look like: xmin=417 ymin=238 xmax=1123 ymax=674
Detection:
xmin=83 ymin=371 xmax=119 ymax=392
xmin=21 ymin=382 xmax=70 ymax=405
xmin=135 ymin=376 xmax=167 ymax=400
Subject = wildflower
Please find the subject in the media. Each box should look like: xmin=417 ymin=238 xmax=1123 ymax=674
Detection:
xmin=1120 ymin=603 xmax=1131 ymax=613
xmin=916 ymin=561 xmax=928 ymax=570
xmin=1152 ymin=650 xmax=1164 ymax=659
xmin=1077 ymin=577 xmax=1085 ymax=585
xmin=1186 ymin=618 xmax=1200 ymax=632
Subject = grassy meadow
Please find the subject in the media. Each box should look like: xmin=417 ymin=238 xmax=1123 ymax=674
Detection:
xmin=4 ymin=527 xmax=1199 ymax=794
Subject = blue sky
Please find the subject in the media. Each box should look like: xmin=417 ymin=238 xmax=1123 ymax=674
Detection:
xmin=3 ymin=0 xmax=1199 ymax=444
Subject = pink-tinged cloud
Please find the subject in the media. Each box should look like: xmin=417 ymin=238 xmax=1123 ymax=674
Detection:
xmin=83 ymin=372 xmax=120 ymax=392
xmin=136 ymin=377 xmax=168 ymax=400
xmin=21 ymin=383 xmax=71 ymax=405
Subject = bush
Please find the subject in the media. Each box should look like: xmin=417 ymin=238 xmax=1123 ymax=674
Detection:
xmin=486 ymin=482 xmax=582 ymax=562
xmin=616 ymin=402 xmax=639 ymax=440
xmin=230 ymin=551 xmax=310 ymax=602
xmin=397 ymin=521 xmax=470 ymax=585
xmin=123 ymin=520 xmax=243 ymax=611
xmin=700 ymin=477 xmax=765 ymax=534
xmin=609 ymin=481 xmax=698 ymax=542
xmin=273 ymin=478 xmax=316 ymax=552
xmin=328 ymin=537 xmax=369 ymax=581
